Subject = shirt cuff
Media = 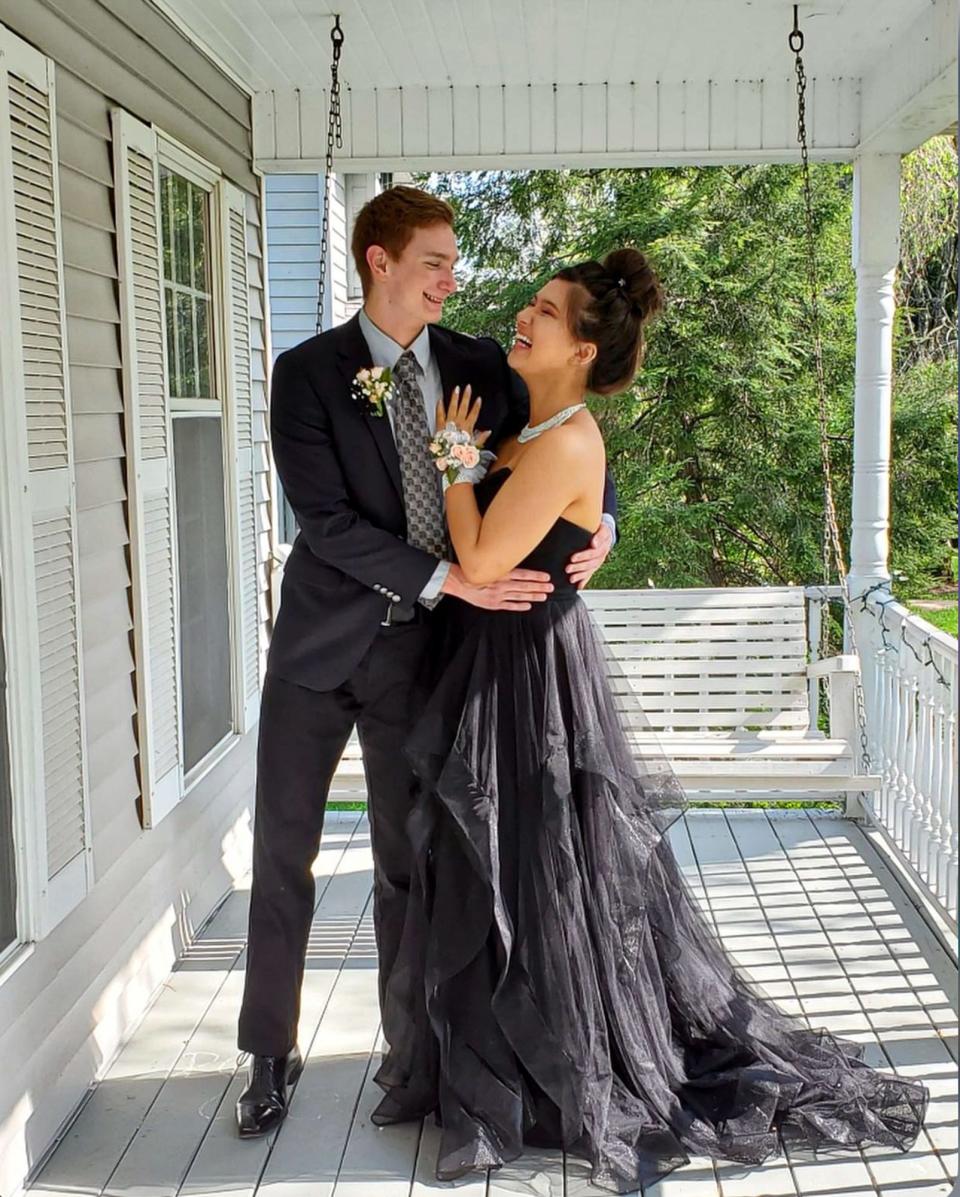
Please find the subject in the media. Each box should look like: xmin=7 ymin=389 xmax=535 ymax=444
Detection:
xmin=419 ymin=559 xmax=451 ymax=604
xmin=601 ymin=512 xmax=618 ymax=547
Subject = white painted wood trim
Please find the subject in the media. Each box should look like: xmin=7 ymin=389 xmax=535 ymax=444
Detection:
xmin=806 ymin=654 xmax=861 ymax=678
xmin=253 ymin=78 xmax=863 ymax=172
xmin=859 ymin=0 xmax=957 ymax=153
xmin=42 ymin=56 xmax=93 ymax=922
xmin=218 ymin=180 xmax=260 ymax=733
xmin=0 ymin=25 xmax=92 ymax=937
xmin=113 ymin=107 xmax=186 ymax=829
xmin=0 ymin=27 xmax=49 ymax=946
xmin=257 ymin=147 xmax=861 ymax=174
xmin=157 ymin=127 xmax=222 ymax=188
xmin=847 ymin=153 xmax=901 ymax=594
xmin=259 ymin=170 xmax=283 ymax=631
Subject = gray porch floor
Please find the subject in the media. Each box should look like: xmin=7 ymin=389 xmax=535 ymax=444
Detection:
xmin=27 ymin=807 xmax=958 ymax=1197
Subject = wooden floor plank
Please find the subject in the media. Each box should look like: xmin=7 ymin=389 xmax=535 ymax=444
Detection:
xmin=28 ymin=818 xmax=364 ymax=1197
xmin=410 ymin=1117 xmax=489 ymax=1195
xmin=766 ymin=809 xmax=952 ymax=1192
xmin=329 ymin=1030 xmax=422 ymax=1197
xmin=26 ymin=890 xmax=251 ymax=1197
xmin=24 ymin=810 xmax=956 ymax=1197
xmin=733 ymin=813 xmax=956 ymax=1195
xmin=810 ymin=816 xmax=959 ymax=1064
xmin=180 ymin=815 xmax=373 ymax=1197
xmin=487 ymin=1146 xmax=565 ymax=1196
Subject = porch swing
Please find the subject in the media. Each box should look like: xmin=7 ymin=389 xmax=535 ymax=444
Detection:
xmin=318 ymin=9 xmax=881 ymax=802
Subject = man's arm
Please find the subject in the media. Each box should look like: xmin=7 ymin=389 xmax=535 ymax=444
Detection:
xmin=270 ymin=350 xmax=439 ymax=605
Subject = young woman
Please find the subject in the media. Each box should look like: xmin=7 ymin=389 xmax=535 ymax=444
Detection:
xmin=371 ymin=248 xmax=929 ymax=1193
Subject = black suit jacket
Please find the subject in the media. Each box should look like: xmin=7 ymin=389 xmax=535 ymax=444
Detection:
xmin=266 ymin=312 xmax=617 ymax=692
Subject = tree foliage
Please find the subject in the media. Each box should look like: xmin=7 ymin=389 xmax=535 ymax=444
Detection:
xmin=419 ymin=141 xmax=957 ymax=596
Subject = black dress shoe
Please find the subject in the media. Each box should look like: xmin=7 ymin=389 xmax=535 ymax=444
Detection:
xmin=236 ymin=1046 xmax=304 ymax=1138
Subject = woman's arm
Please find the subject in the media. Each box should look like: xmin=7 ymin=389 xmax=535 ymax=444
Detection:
xmin=445 ymin=426 xmax=604 ymax=585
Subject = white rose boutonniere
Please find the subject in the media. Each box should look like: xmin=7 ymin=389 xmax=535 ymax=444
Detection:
xmin=352 ymin=365 xmax=393 ymax=418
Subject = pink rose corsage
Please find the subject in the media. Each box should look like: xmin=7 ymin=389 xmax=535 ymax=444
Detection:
xmin=428 ymin=422 xmax=495 ymax=491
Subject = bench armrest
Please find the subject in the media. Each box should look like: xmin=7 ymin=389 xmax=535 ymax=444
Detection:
xmin=806 ymin=654 xmax=861 ymax=679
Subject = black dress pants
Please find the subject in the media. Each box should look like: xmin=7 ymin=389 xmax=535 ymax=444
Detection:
xmin=237 ymin=619 xmax=433 ymax=1056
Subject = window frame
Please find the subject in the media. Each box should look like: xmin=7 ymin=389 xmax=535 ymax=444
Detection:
xmin=156 ymin=133 xmax=248 ymax=791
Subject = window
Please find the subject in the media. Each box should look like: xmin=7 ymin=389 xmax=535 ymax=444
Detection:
xmin=161 ymin=170 xmax=212 ymax=401
xmin=160 ymin=166 xmax=232 ymax=774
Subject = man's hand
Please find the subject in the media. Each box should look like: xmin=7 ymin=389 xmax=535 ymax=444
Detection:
xmin=442 ymin=563 xmax=553 ymax=610
xmin=565 ymin=522 xmax=614 ymax=589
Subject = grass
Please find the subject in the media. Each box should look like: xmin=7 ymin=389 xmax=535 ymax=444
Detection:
xmin=908 ymin=603 xmax=958 ymax=637
xmin=327 ymin=798 xmax=843 ymax=813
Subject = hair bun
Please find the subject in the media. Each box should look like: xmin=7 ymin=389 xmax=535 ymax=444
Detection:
xmin=603 ymin=247 xmax=665 ymax=324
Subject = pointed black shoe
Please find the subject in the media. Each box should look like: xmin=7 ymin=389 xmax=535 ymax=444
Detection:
xmin=236 ymin=1046 xmax=304 ymax=1138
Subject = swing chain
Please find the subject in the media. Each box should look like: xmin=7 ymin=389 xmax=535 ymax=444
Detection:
xmin=316 ymin=15 xmax=345 ymax=335
xmin=790 ymin=6 xmax=873 ymax=782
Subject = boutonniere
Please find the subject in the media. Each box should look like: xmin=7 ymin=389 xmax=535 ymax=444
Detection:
xmin=352 ymin=366 xmax=393 ymax=418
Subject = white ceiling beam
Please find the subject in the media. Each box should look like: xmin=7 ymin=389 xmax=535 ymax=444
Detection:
xmin=253 ymin=77 xmax=861 ymax=172
xmin=858 ymin=0 xmax=957 ymax=154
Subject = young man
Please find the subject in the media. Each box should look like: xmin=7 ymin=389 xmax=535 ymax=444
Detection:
xmin=236 ymin=186 xmax=616 ymax=1136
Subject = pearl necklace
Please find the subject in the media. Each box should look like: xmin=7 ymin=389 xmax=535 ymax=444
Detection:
xmin=517 ymin=402 xmax=587 ymax=443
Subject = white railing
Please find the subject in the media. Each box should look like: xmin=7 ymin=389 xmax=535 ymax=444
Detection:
xmin=854 ymin=590 xmax=958 ymax=936
xmin=803 ymin=584 xmax=847 ymax=731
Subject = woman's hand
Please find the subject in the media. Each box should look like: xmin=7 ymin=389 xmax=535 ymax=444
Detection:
xmin=436 ymin=384 xmax=491 ymax=446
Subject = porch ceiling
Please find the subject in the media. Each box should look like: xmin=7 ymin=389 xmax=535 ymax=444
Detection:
xmin=152 ymin=0 xmax=957 ymax=171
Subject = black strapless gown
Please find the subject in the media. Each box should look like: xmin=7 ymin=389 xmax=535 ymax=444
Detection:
xmin=372 ymin=467 xmax=928 ymax=1193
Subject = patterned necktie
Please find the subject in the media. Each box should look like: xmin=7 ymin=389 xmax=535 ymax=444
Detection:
xmin=391 ymin=350 xmax=449 ymax=564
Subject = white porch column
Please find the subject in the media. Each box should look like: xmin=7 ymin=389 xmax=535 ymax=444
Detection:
xmin=847 ymin=153 xmax=901 ymax=596
xmin=847 ymin=154 xmax=901 ymax=819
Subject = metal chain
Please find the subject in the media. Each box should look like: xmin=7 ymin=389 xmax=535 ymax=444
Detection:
xmin=790 ymin=6 xmax=873 ymax=780
xmin=316 ymin=15 xmax=345 ymax=335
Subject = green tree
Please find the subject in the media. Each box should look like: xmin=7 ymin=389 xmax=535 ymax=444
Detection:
xmin=420 ymin=149 xmax=956 ymax=595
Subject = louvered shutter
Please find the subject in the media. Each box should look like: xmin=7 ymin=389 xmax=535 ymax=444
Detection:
xmin=220 ymin=182 xmax=260 ymax=732
xmin=111 ymin=108 xmax=183 ymax=827
xmin=0 ymin=26 xmax=91 ymax=932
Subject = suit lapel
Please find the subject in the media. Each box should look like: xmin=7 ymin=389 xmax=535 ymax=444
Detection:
xmin=429 ymin=325 xmax=497 ymax=437
xmin=335 ymin=316 xmax=503 ymax=506
xmin=429 ymin=324 xmax=458 ymax=419
xmin=335 ymin=313 xmax=404 ymax=502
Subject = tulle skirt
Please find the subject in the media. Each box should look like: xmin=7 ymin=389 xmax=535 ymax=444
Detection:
xmin=373 ymin=597 xmax=929 ymax=1193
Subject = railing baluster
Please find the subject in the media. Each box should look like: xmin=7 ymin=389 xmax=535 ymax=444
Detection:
xmin=856 ymin=593 xmax=958 ymax=933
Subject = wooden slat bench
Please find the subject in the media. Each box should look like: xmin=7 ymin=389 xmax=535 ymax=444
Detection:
xmin=329 ymin=586 xmax=880 ymax=799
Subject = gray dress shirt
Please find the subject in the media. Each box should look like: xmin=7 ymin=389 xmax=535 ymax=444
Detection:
xmin=358 ymin=308 xmax=450 ymax=601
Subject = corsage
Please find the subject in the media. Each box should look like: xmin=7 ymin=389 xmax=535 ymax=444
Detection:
xmin=428 ymin=422 xmax=496 ymax=492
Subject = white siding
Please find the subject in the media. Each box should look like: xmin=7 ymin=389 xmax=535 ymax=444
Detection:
xmin=0 ymin=7 xmax=271 ymax=1197
xmin=0 ymin=0 xmax=257 ymax=191
xmin=264 ymin=170 xmax=366 ymax=548
xmin=265 ymin=170 xmax=367 ymax=356
xmin=265 ymin=173 xmax=323 ymax=352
